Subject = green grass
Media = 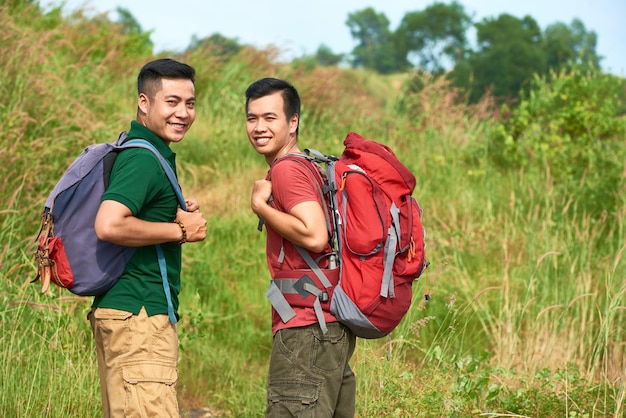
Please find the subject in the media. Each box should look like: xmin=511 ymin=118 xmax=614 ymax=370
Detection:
xmin=2 ymin=3 xmax=626 ymax=417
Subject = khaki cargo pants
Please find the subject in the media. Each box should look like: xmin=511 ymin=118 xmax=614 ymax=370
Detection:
xmin=89 ymin=307 xmax=179 ymax=418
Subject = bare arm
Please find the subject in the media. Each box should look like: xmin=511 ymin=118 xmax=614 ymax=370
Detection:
xmin=95 ymin=200 xmax=207 ymax=246
xmin=251 ymin=179 xmax=327 ymax=253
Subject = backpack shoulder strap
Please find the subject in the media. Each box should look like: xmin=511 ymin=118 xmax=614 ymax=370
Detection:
xmin=258 ymin=153 xmax=323 ymax=231
xmin=269 ymin=152 xmax=341 ymax=269
xmin=115 ymin=136 xmax=186 ymax=326
xmin=117 ymin=139 xmax=187 ymax=211
xmin=266 ymin=153 xmax=333 ymax=236
xmin=270 ymin=153 xmax=326 ymax=198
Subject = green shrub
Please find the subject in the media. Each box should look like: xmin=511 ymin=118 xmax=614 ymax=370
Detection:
xmin=490 ymin=65 xmax=626 ymax=214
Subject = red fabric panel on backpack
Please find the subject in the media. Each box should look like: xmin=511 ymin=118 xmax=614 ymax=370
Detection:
xmin=341 ymin=170 xmax=387 ymax=256
xmin=45 ymin=236 xmax=75 ymax=288
xmin=338 ymin=256 xmax=415 ymax=334
xmin=365 ymin=278 xmax=414 ymax=333
xmin=394 ymin=197 xmax=426 ymax=278
xmin=341 ymin=132 xmax=416 ymax=199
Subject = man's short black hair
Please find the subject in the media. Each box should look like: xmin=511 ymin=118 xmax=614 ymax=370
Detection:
xmin=138 ymin=58 xmax=195 ymax=98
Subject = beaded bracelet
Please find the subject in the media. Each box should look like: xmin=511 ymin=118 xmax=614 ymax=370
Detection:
xmin=174 ymin=219 xmax=187 ymax=244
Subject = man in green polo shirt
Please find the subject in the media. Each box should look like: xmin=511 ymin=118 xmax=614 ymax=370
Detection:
xmin=89 ymin=58 xmax=207 ymax=418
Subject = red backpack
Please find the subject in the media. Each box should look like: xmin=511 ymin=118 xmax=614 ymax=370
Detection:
xmin=265 ymin=132 xmax=428 ymax=339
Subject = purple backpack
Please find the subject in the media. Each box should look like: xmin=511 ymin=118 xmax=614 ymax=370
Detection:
xmin=33 ymin=132 xmax=185 ymax=324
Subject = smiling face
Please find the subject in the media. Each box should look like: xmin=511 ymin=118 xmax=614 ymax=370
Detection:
xmin=138 ymin=77 xmax=196 ymax=145
xmin=246 ymin=91 xmax=299 ymax=165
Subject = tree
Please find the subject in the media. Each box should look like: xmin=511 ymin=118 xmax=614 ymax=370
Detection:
xmin=395 ymin=1 xmax=472 ymax=74
xmin=314 ymin=44 xmax=343 ymax=66
xmin=346 ymin=7 xmax=402 ymax=74
xmin=543 ymin=18 xmax=600 ymax=72
xmin=451 ymin=14 xmax=546 ymax=103
xmin=186 ymin=33 xmax=243 ymax=56
xmin=115 ymin=7 xmax=143 ymax=35
xmin=290 ymin=45 xmax=343 ymax=71
xmin=114 ymin=7 xmax=153 ymax=55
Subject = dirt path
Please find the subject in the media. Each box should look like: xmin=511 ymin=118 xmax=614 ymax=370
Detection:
xmin=182 ymin=407 xmax=222 ymax=417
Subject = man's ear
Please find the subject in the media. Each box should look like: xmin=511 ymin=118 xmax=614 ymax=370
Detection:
xmin=289 ymin=113 xmax=299 ymax=134
xmin=138 ymin=93 xmax=149 ymax=115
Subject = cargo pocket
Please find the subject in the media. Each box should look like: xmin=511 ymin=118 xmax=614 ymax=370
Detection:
xmin=92 ymin=307 xmax=134 ymax=321
xmin=267 ymin=380 xmax=320 ymax=417
xmin=122 ymin=361 xmax=178 ymax=417
xmin=311 ymin=324 xmax=348 ymax=373
xmin=90 ymin=308 xmax=134 ymax=356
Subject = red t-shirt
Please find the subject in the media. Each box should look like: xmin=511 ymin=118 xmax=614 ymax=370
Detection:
xmin=266 ymin=156 xmax=337 ymax=334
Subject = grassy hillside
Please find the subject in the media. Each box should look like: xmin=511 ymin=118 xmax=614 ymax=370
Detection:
xmin=2 ymin=3 xmax=626 ymax=417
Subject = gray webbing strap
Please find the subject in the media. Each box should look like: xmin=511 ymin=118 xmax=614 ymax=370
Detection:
xmin=266 ymin=281 xmax=296 ymax=323
xmin=312 ymin=298 xmax=328 ymax=334
xmin=380 ymin=202 xmax=400 ymax=298
xmin=278 ymin=239 xmax=285 ymax=263
xmin=299 ymin=282 xmax=328 ymax=333
xmin=271 ymin=278 xmax=299 ymax=294
xmin=271 ymin=279 xmax=325 ymax=298
xmin=268 ymin=279 xmax=328 ymax=333
xmin=294 ymin=246 xmax=333 ymax=288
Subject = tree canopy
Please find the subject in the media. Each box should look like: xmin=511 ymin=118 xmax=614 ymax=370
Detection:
xmin=103 ymin=3 xmax=607 ymax=105
xmin=345 ymin=7 xmax=402 ymax=74
xmin=395 ymin=1 xmax=472 ymax=74
xmin=343 ymin=4 xmax=603 ymax=104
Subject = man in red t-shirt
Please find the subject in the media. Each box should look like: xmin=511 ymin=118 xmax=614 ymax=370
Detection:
xmin=246 ymin=77 xmax=357 ymax=417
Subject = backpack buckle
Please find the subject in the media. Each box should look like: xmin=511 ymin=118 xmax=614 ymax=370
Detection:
xmin=293 ymin=274 xmax=328 ymax=302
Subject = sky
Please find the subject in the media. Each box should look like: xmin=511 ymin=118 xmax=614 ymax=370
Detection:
xmin=57 ymin=0 xmax=625 ymax=75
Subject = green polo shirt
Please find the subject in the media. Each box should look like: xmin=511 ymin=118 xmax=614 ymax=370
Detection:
xmin=92 ymin=121 xmax=182 ymax=318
